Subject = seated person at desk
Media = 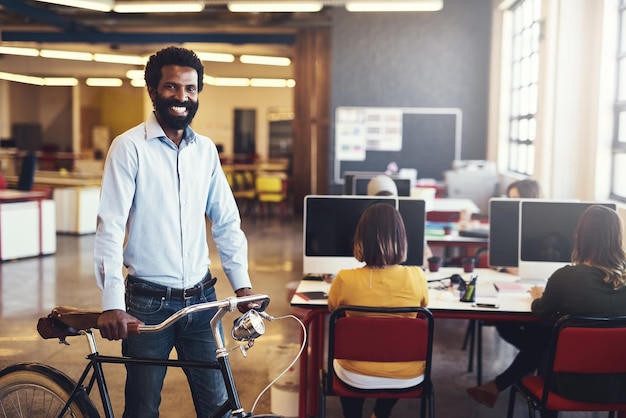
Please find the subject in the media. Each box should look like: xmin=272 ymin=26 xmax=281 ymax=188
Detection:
xmin=367 ymin=174 xmax=434 ymax=264
xmin=467 ymin=205 xmax=626 ymax=417
xmin=328 ymin=203 xmax=429 ymax=418
xmin=506 ymin=178 xmax=542 ymax=199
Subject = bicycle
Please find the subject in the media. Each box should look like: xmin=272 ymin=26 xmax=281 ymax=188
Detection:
xmin=0 ymin=294 xmax=304 ymax=418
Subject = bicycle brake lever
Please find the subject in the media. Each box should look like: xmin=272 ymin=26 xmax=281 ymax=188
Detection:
xmin=238 ymin=340 xmax=255 ymax=358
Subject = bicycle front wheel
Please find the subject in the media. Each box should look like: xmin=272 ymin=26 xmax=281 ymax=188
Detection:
xmin=0 ymin=362 xmax=99 ymax=418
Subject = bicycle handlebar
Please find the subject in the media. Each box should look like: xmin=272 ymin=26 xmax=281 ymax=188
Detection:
xmin=130 ymin=294 xmax=271 ymax=334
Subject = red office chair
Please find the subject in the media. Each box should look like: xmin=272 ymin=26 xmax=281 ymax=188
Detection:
xmin=319 ymin=305 xmax=435 ymax=418
xmin=506 ymin=315 xmax=626 ymax=418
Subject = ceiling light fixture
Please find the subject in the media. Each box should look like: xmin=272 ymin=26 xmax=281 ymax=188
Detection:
xmin=196 ymin=52 xmax=236 ymax=63
xmin=345 ymin=0 xmax=443 ymax=12
xmin=0 ymin=72 xmax=44 ymax=85
xmin=40 ymin=49 xmax=93 ymax=61
xmin=240 ymin=54 xmax=291 ymax=66
xmin=0 ymin=46 xmax=40 ymax=57
xmin=250 ymin=78 xmax=289 ymax=88
xmin=86 ymin=78 xmax=123 ymax=87
xmin=126 ymin=69 xmax=144 ymax=79
xmin=113 ymin=1 xmax=204 ymax=13
xmin=34 ymin=0 xmax=113 ymax=12
xmin=93 ymin=53 xmax=146 ymax=65
xmin=130 ymin=79 xmax=146 ymax=87
xmin=43 ymin=77 xmax=79 ymax=86
xmin=227 ymin=2 xmax=322 ymax=13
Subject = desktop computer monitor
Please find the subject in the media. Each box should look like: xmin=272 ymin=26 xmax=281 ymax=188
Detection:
xmin=303 ymin=195 xmax=397 ymax=275
xmin=397 ymin=197 xmax=426 ymax=266
xmin=353 ymin=175 xmax=412 ymax=197
xmin=342 ymin=171 xmax=382 ymax=195
xmin=488 ymin=198 xmax=521 ymax=268
xmin=518 ymin=200 xmax=617 ymax=280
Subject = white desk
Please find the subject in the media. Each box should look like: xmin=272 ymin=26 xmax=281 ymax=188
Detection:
xmin=0 ymin=191 xmax=56 ymax=260
xmin=428 ymin=198 xmax=480 ymax=214
xmin=54 ymin=186 xmax=100 ymax=234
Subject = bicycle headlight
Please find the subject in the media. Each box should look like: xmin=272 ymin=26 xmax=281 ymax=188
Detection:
xmin=232 ymin=309 xmax=265 ymax=341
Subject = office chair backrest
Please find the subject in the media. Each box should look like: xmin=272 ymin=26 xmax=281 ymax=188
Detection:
xmin=17 ymin=152 xmax=37 ymax=191
xmin=551 ymin=315 xmax=626 ymax=374
xmin=256 ymin=175 xmax=285 ymax=194
xmin=328 ymin=305 xmax=434 ymax=384
xmin=334 ymin=316 xmax=428 ymax=362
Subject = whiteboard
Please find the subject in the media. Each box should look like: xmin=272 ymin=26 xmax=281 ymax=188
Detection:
xmin=334 ymin=107 xmax=462 ymax=182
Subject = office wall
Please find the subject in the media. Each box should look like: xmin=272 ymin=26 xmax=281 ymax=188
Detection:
xmin=329 ymin=0 xmax=492 ymax=192
xmin=9 ymin=83 xmax=73 ymax=151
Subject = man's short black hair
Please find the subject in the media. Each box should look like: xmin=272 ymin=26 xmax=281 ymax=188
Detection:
xmin=144 ymin=46 xmax=204 ymax=92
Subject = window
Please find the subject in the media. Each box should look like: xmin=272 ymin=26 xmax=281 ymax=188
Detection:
xmin=505 ymin=0 xmax=542 ymax=175
xmin=612 ymin=0 xmax=626 ymax=200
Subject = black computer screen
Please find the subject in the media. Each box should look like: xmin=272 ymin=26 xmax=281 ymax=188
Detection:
xmin=304 ymin=196 xmax=396 ymax=257
xmin=397 ymin=198 xmax=426 ymax=266
xmin=519 ymin=201 xmax=617 ymax=262
xmin=488 ymin=199 xmax=520 ymax=268
xmin=353 ymin=176 xmax=412 ymax=197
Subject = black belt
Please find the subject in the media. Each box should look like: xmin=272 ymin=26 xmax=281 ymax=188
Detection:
xmin=126 ymin=273 xmax=217 ymax=300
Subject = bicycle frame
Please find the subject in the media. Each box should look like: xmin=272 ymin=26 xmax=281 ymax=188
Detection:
xmin=55 ymin=294 xmax=271 ymax=418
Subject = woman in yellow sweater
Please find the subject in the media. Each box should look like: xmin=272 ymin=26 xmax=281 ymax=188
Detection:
xmin=328 ymin=202 xmax=429 ymax=418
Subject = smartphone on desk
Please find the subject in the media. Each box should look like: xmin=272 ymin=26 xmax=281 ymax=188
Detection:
xmin=472 ymin=302 xmax=500 ymax=309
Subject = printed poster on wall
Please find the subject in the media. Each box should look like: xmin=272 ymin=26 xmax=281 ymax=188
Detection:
xmin=335 ymin=107 xmax=404 ymax=161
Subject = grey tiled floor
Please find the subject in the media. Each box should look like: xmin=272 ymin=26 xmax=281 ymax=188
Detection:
xmin=0 ymin=216 xmax=611 ymax=417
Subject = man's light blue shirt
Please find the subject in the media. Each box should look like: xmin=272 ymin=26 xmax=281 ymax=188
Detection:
xmin=94 ymin=113 xmax=251 ymax=311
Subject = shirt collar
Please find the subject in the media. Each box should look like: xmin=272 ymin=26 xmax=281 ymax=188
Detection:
xmin=146 ymin=112 xmax=197 ymax=145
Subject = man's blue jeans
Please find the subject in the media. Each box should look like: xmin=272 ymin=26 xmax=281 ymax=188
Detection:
xmin=121 ymin=278 xmax=228 ymax=418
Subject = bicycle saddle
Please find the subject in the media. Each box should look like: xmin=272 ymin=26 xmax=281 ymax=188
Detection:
xmin=37 ymin=306 xmax=101 ymax=340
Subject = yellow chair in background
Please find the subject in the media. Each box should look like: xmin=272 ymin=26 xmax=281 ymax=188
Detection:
xmin=255 ymin=174 xmax=288 ymax=219
xmin=227 ymin=171 xmax=256 ymax=216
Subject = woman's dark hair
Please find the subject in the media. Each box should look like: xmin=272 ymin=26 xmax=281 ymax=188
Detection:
xmin=144 ymin=46 xmax=204 ymax=92
xmin=506 ymin=178 xmax=541 ymax=198
xmin=353 ymin=203 xmax=407 ymax=267
xmin=572 ymin=205 xmax=626 ymax=289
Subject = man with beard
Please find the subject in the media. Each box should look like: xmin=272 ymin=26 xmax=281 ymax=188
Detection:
xmin=93 ymin=46 xmax=254 ymax=418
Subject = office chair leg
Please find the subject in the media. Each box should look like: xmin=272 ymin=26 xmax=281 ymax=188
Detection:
xmin=477 ymin=320 xmax=483 ymax=384
xmin=506 ymin=386 xmax=517 ymax=418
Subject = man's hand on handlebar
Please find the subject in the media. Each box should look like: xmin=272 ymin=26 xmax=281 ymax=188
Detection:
xmin=234 ymin=287 xmax=258 ymax=313
xmin=98 ymin=309 xmax=144 ymax=341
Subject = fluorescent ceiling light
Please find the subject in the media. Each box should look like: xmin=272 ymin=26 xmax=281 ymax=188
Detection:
xmin=86 ymin=78 xmax=123 ymax=87
xmin=196 ymin=52 xmax=235 ymax=63
xmin=126 ymin=69 xmax=144 ymax=79
xmin=40 ymin=49 xmax=93 ymax=61
xmin=113 ymin=1 xmax=204 ymax=13
xmin=93 ymin=53 xmax=146 ymax=65
xmin=228 ymin=2 xmax=322 ymax=12
xmin=0 ymin=46 xmax=39 ymax=57
xmin=346 ymin=0 xmax=443 ymax=12
xmin=250 ymin=78 xmax=289 ymax=88
xmin=240 ymin=54 xmax=291 ymax=66
xmin=43 ymin=77 xmax=79 ymax=86
xmin=34 ymin=0 xmax=113 ymax=11
xmin=0 ymin=72 xmax=44 ymax=85
xmin=214 ymin=77 xmax=250 ymax=87
xmin=130 ymin=78 xmax=146 ymax=87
